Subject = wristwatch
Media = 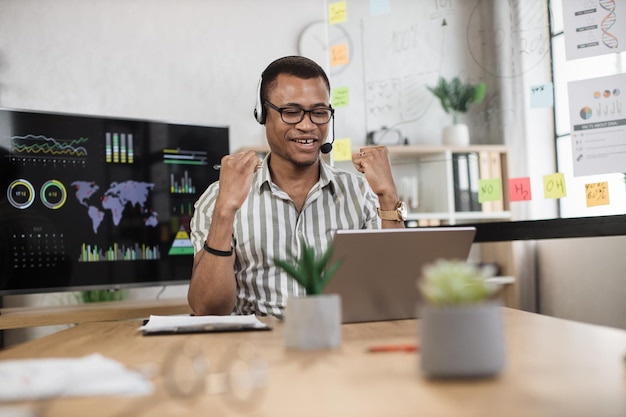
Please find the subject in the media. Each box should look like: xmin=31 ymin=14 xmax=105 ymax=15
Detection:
xmin=377 ymin=201 xmax=408 ymax=221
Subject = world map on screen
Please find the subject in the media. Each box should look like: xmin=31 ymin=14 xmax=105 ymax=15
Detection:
xmin=71 ymin=180 xmax=158 ymax=234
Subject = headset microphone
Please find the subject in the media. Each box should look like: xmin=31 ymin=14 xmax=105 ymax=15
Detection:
xmin=320 ymin=141 xmax=333 ymax=154
xmin=320 ymin=114 xmax=335 ymax=154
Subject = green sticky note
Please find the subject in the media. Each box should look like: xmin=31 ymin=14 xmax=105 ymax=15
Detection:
xmin=479 ymin=178 xmax=502 ymax=203
xmin=332 ymin=86 xmax=349 ymax=108
xmin=543 ymin=173 xmax=567 ymax=199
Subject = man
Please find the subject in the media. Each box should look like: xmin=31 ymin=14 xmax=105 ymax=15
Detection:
xmin=188 ymin=56 xmax=405 ymax=317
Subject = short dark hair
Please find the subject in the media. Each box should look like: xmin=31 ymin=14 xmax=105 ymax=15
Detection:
xmin=260 ymin=56 xmax=331 ymax=104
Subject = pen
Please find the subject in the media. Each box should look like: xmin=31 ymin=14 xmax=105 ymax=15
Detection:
xmin=367 ymin=344 xmax=418 ymax=353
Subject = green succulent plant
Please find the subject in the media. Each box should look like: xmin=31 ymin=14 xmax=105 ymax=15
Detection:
xmin=427 ymin=76 xmax=487 ymax=124
xmin=274 ymin=241 xmax=343 ymax=295
xmin=419 ymin=259 xmax=497 ymax=305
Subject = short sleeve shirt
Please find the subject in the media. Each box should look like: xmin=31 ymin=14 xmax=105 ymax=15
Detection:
xmin=190 ymin=155 xmax=380 ymax=317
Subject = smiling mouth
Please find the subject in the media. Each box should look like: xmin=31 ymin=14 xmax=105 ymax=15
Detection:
xmin=293 ymin=139 xmax=316 ymax=145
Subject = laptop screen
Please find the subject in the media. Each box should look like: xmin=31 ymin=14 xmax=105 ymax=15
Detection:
xmin=323 ymin=227 xmax=476 ymax=323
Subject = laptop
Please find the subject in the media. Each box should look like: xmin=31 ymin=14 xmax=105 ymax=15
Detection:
xmin=323 ymin=227 xmax=476 ymax=323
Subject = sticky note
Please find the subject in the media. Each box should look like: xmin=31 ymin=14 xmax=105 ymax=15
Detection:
xmin=530 ymin=83 xmax=554 ymax=108
xmin=478 ymin=178 xmax=502 ymax=203
xmin=330 ymin=43 xmax=349 ymax=67
xmin=329 ymin=1 xmax=347 ymax=24
xmin=333 ymin=138 xmax=352 ymax=161
xmin=370 ymin=0 xmax=390 ymax=15
xmin=509 ymin=177 xmax=532 ymax=202
xmin=585 ymin=181 xmax=609 ymax=207
xmin=332 ymin=86 xmax=349 ymax=108
xmin=543 ymin=173 xmax=567 ymax=199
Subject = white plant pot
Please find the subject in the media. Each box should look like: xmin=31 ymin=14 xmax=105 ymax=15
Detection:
xmin=284 ymin=294 xmax=342 ymax=350
xmin=442 ymin=124 xmax=470 ymax=146
xmin=419 ymin=301 xmax=505 ymax=378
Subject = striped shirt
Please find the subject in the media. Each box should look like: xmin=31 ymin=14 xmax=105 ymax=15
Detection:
xmin=190 ymin=154 xmax=381 ymax=317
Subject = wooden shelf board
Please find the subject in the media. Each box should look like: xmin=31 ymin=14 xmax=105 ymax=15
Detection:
xmin=0 ymin=297 xmax=192 ymax=330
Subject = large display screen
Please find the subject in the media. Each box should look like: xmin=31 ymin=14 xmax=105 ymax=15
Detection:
xmin=0 ymin=108 xmax=229 ymax=295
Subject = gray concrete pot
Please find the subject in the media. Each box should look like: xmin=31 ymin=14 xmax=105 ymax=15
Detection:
xmin=419 ymin=301 xmax=505 ymax=378
xmin=284 ymin=294 xmax=341 ymax=350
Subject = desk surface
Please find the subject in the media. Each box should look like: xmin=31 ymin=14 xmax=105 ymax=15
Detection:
xmin=0 ymin=308 xmax=625 ymax=417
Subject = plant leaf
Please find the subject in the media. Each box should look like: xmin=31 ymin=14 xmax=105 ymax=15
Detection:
xmin=473 ymin=82 xmax=487 ymax=104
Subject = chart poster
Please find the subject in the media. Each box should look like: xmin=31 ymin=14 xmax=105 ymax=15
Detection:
xmin=562 ymin=0 xmax=626 ymax=60
xmin=568 ymin=73 xmax=626 ymax=176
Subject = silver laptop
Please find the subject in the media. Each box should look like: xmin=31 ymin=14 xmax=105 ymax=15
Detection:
xmin=323 ymin=227 xmax=476 ymax=323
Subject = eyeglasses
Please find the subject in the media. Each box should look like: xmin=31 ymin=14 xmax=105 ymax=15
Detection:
xmin=264 ymin=101 xmax=334 ymax=125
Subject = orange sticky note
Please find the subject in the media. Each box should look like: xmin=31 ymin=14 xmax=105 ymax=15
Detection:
xmin=585 ymin=181 xmax=609 ymax=207
xmin=330 ymin=43 xmax=349 ymax=67
xmin=478 ymin=178 xmax=502 ymax=203
xmin=328 ymin=1 xmax=347 ymax=24
xmin=509 ymin=177 xmax=532 ymax=202
xmin=333 ymin=138 xmax=352 ymax=161
xmin=543 ymin=173 xmax=567 ymax=199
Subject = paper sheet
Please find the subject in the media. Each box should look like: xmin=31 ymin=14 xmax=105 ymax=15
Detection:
xmin=0 ymin=353 xmax=153 ymax=402
xmin=139 ymin=314 xmax=270 ymax=334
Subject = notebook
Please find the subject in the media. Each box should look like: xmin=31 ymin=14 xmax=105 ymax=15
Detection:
xmin=323 ymin=227 xmax=476 ymax=323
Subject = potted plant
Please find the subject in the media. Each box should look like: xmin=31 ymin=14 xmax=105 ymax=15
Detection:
xmin=417 ymin=259 xmax=505 ymax=378
xmin=427 ymin=76 xmax=486 ymax=146
xmin=275 ymin=241 xmax=343 ymax=350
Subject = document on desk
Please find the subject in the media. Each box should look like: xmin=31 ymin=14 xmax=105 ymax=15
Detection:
xmin=0 ymin=353 xmax=152 ymax=401
xmin=139 ymin=314 xmax=271 ymax=335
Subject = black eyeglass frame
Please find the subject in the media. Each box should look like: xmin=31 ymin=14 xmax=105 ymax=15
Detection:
xmin=264 ymin=101 xmax=334 ymax=125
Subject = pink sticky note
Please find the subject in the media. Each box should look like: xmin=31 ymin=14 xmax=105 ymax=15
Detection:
xmin=509 ymin=177 xmax=532 ymax=202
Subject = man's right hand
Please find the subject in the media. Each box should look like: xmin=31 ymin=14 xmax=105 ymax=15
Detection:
xmin=214 ymin=151 xmax=263 ymax=213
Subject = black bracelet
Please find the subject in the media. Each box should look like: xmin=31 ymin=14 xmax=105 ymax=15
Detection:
xmin=203 ymin=242 xmax=233 ymax=257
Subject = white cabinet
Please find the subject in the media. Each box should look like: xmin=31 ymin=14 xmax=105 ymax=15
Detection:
xmin=378 ymin=145 xmax=510 ymax=226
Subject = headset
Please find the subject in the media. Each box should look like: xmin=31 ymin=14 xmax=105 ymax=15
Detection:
xmin=253 ymin=76 xmax=334 ymax=154
xmin=253 ymin=77 xmax=266 ymax=124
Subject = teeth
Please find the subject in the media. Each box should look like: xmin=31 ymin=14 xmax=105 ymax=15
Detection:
xmin=296 ymin=139 xmax=314 ymax=144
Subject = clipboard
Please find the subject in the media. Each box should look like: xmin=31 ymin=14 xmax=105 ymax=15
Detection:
xmin=139 ymin=314 xmax=272 ymax=336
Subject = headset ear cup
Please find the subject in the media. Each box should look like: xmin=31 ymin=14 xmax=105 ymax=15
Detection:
xmin=254 ymin=77 xmax=265 ymax=124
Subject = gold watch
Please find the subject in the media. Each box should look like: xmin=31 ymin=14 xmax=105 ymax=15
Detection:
xmin=377 ymin=201 xmax=407 ymax=221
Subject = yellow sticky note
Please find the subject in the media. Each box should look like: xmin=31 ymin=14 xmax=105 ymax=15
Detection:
xmin=332 ymin=86 xmax=349 ymax=108
xmin=329 ymin=1 xmax=347 ymax=24
xmin=543 ymin=173 xmax=567 ymax=199
xmin=330 ymin=43 xmax=349 ymax=67
xmin=585 ymin=181 xmax=609 ymax=207
xmin=333 ymin=138 xmax=352 ymax=161
xmin=478 ymin=178 xmax=502 ymax=203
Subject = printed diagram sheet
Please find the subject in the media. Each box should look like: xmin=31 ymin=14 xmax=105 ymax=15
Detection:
xmin=568 ymin=73 xmax=626 ymax=176
xmin=563 ymin=0 xmax=626 ymax=60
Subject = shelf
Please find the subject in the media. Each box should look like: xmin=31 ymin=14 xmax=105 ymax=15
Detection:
xmin=0 ymin=298 xmax=193 ymax=330
xmin=406 ymin=211 xmax=512 ymax=222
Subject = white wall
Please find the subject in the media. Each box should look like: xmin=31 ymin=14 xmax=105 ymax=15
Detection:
xmin=0 ymin=0 xmax=325 ymax=152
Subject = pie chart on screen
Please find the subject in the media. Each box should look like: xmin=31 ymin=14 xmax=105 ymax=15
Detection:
xmin=580 ymin=107 xmax=592 ymax=120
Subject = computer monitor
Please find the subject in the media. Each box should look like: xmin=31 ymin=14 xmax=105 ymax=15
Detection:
xmin=0 ymin=108 xmax=229 ymax=295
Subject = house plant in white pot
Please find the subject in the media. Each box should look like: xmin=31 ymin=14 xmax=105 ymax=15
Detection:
xmin=275 ymin=241 xmax=343 ymax=350
xmin=417 ymin=259 xmax=505 ymax=378
xmin=427 ymin=76 xmax=486 ymax=146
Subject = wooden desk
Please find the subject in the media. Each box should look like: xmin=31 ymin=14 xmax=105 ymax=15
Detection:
xmin=0 ymin=308 xmax=625 ymax=417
